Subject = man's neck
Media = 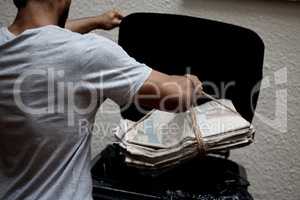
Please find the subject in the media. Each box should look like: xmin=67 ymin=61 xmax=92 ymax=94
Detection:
xmin=8 ymin=3 xmax=59 ymax=36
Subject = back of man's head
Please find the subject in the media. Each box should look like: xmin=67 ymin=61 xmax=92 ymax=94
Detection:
xmin=12 ymin=0 xmax=71 ymax=28
xmin=13 ymin=0 xmax=59 ymax=9
xmin=13 ymin=0 xmax=28 ymax=8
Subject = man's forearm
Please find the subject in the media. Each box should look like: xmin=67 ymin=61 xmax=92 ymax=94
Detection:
xmin=65 ymin=10 xmax=123 ymax=34
xmin=137 ymin=70 xmax=203 ymax=112
xmin=66 ymin=17 xmax=100 ymax=34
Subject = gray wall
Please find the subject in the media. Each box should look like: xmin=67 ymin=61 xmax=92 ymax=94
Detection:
xmin=0 ymin=0 xmax=299 ymax=199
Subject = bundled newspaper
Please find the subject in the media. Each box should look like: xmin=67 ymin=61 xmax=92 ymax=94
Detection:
xmin=114 ymin=99 xmax=255 ymax=170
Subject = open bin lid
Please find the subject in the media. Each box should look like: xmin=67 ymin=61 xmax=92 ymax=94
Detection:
xmin=118 ymin=13 xmax=264 ymax=122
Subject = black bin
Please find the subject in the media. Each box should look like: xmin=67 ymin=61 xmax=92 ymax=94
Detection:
xmin=92 ymin=144 xmax=253 ymax=200
xmin=91 ymin=13 xmax=264 ymax=200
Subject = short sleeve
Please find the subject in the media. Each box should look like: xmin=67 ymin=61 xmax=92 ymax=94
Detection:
xmin=79 ymin=34 xmax=152 ymax=106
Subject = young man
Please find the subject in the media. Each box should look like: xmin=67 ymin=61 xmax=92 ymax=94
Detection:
xmin=0 ymin=0 xmax=203 ymax=199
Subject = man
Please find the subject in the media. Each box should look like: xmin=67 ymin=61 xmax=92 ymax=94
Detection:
xmin=0 ymin=0 xmax=203 ymax=199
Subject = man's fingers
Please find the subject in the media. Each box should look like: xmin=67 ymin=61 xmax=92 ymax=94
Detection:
xmin=115 ymin=12 xmax=124 ymax=19
xmin=111 ymin=10 xmax=123 ymax=26
xmin=185 ymin=74 xmax=203 ymax=97
xmin=185 ymin=75 xmax=203 ymax=89
xmin=113 ymin=17 xmax=121 ymax=23
xmin=113 ymin=19 xmax=122 ymax=26
xmin=112 ymin=10 xmax=124 ymax=19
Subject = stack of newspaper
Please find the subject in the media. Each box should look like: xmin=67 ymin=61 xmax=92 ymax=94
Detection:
xmin=114 ymin=99 xmax=255 ymax=170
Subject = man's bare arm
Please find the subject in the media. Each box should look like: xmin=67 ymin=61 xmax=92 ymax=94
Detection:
xmin=66 ymin=10 xmax=123 ymax=34
xmin=136 ymin=70 xmax=203 ymax=112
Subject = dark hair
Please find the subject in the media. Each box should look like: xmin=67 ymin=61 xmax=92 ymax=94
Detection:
xmin=13 ymin=0 xmax=28 ymax=8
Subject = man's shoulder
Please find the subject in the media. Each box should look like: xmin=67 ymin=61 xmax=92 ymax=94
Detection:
xmin=39 ymin=26 xmax=125 ymax=65
xmin=40 ymin=25 xmax=84 ymax=41
xmin=43 ymin=26 xmax=115 ymax=50
xmin=43 ymin=26 xmax=109 ymax=41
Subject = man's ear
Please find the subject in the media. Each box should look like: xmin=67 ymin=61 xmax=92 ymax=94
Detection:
xmin=57 ymin=0 xmax=71 ymax=28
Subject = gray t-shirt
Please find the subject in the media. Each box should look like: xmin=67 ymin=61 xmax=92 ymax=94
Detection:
xmin=0 ymin=25 xmax=152 ymax=200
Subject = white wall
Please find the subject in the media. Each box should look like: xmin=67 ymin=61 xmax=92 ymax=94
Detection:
xmin=0 ymin=0 xmax=299 ymax=200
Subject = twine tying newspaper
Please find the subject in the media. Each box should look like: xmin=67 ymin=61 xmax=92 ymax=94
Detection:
xmin=189 ymin=92 xmax=240 ymax=155
xmin=189 ymin=104 xmax=207 ymax=156
xmin=187 ymin=75 xmax=207 ymax=155
xmin=121 ymin=91 xmax=239 ymax=156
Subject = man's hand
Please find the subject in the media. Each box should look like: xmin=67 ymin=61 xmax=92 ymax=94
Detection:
xmin=65 ymin=10 xmax=123 ymax=34
xmin=185 ymin=74 xmax=203 ymax=97
xmin=95 ymin=10 xmax=123 ymax=30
